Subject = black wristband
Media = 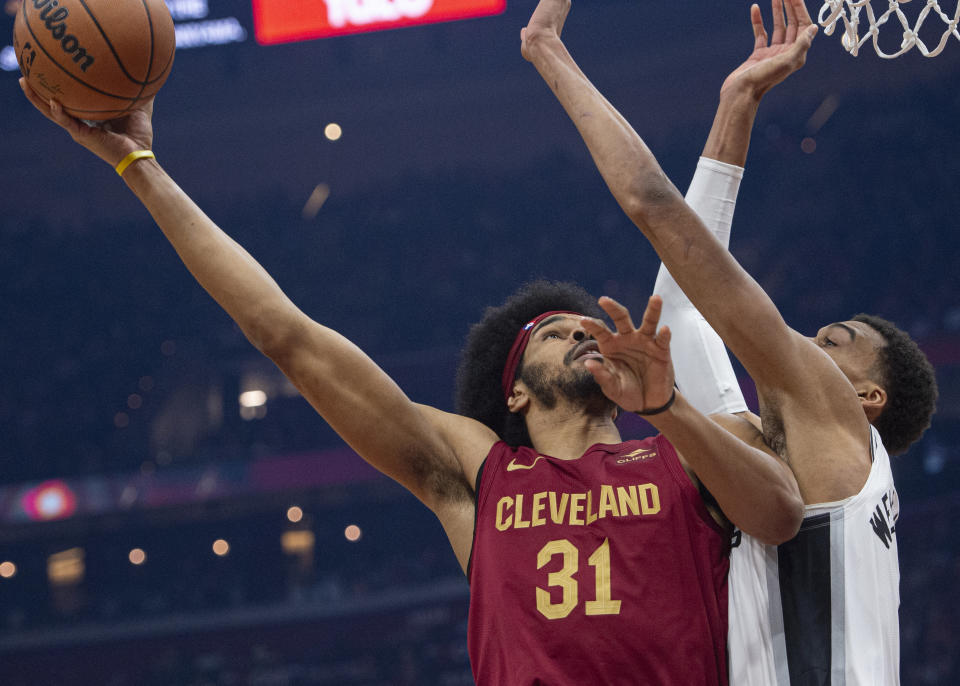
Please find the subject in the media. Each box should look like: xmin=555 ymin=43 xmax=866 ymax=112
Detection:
xmin=634 ymin=389 xmax=677 ymax=417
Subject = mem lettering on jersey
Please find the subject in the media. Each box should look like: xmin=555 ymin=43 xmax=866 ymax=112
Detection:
xmin=252 ymin=0 xmax=506 ymax=44
xmin=868 ymin=485 xmax=899 ymax=549
xmin=727 ymin=427 xmax=901 ymax=686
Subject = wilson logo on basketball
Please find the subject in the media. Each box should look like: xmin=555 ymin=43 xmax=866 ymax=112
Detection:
xmin=31 ymin=0 xmax=95 ymax=72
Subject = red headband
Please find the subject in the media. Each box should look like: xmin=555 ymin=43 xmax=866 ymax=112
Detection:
xmin=501 ymin=310 xmax=581 ymax=402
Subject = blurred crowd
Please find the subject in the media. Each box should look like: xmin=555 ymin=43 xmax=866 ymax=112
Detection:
xmin=0 ymin=488 xmax=957 ymax=684
xmin=2 ymin=83 xmax=959 ymax=485
xmin=0 ymin=73 xmax=958 ymax=683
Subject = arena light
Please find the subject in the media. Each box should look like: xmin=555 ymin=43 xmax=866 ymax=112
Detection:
xmin=212 ymin=539 xmax=230 ymax=556
xmin=287 ymin=506 xmax=304 ymax=523
xmin=344 ymin=524 xmax=362 ymax=542
xmin=282 ymin=530 xmax=315 ymax=554
xmin=0 ymin=45 xmax=17 ymax=72
xmin=0 ymin=561 xmax=16 ymax=579
xmin=252 ymin=0 xmax=506 ymax=45
xmin=21 ymin=480 xmax=78 ymax=522
xmin=48 ymin=548 xmax=85 ymax=586
xmin=239 ymin=390 xmax=267 ymax=408
xmin=302 ymin=184 xmax=331 ymax=221
xmin=238 ymin=389 xmax=265 ymax=420
xmin=324 ymin=123 xmax=342 ymax=141
xmin=240 ymin=405 xmax=267 ymax=420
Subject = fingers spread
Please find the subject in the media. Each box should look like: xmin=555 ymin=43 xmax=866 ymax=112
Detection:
xmin=790 ymin=23 xmax=818 ymax=60
xmin=579 ymin=316 xmax=614 ymax=343
xmin=751 ymin=4 xmax=768 ymax=49
xmin=791 ymin=0 xmax=814 ymax=26
xmin=597 ymin=296 xmax=636 ymax=335
xmin=656 ymin=324 xmax=672 ymax=351
xmin=771 ymin=0 xmax=786 ymax=44
xmin=783 ymin=0 xmax=799 ymax=43
xmin=637 ymin=295 xmax=663 ymax=337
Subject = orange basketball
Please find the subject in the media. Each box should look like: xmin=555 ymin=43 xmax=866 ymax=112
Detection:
xmin=13 ymin=0 xmax=176 ymax=121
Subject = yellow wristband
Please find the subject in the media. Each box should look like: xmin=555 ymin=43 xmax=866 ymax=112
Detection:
xmin=115 ymin=150 xmax=155 ymax=176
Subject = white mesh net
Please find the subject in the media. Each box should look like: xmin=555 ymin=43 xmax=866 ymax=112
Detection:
xmin=819 ymin=0 xmax=960 ymax=57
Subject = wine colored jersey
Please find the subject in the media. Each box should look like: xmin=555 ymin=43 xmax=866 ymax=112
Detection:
xmin=467 ymin=436 xmax=729 ymax=686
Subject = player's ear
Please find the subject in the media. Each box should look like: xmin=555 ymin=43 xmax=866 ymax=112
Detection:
xmin=506 ymin=382 xmax=530 ymax=414
xmin=857 ymin=383 xmax=887 ymax=422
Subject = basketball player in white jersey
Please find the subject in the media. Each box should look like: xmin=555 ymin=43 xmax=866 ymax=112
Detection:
xmin=522 ymin=0 xmax=938 ymax=684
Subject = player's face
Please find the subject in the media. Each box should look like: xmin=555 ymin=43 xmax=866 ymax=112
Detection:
xmin=812 ymin=321 xmax=885 ymax=393
xmin=524 ymin=314 xmax=602 ymax=369
xmin=519 ymin=314 xmax=605 ymax=407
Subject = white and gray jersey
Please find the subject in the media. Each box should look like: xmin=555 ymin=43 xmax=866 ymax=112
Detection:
xmin=728 ymin=426 xmax=900 ymax=686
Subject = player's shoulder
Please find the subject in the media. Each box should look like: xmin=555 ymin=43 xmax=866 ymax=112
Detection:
xmin=415 ymin=403 xmax=500 ymax=489
xmin=708 ymin=411 xmax=763 ymax=443
xmin=760 ymin=332 xmax=873 ymax=449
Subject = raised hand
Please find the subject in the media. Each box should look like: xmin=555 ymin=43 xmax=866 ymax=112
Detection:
xmin=19 ymin=78 xmax=154 ymax=169
xmin=720 ymin=0 xmax=818 ymax=99
xmin=579 ymin=295 xmax=675 ymax=415
xmin=521 ymin=0 xmax=571 ymax=62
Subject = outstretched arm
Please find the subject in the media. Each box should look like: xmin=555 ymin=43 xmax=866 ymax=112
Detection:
xmin=579 ymin=297 xmax=802 ymax=544
xmin=659 ymin=155 xmax=746 ymax=417
xmin=521 ymin=0 xmax=818 ymax=395
xmin=524 ymin=0 xmax=876 ymax=504
xmin=19 ymin=83 xmax=495 ymax=567
xmin=659 ymin=1 xmax=812 ymax=417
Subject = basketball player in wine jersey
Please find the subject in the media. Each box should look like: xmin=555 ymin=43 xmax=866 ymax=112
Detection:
xmin=21 ymin=10 xmax=816 ymax=681
xmin=522 ymin=0 xmax=938 ymax=683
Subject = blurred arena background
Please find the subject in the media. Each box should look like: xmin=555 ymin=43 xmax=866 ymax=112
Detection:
xmin=1 ymin=0 xmax=959 ymax=683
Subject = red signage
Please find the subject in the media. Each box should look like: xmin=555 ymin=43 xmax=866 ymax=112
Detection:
xmin=252 ymin=0 xmax=507 ymax=45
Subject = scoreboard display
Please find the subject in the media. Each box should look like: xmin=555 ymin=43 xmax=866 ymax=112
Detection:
xmin=252 ymin=0 xmax=506 ymax=44
xmin=1 ymin=0 xmax=506 ymax=73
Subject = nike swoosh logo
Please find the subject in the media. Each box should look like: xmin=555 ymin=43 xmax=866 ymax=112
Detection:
xmin=506 ymin=456 xmax=547 ymax=472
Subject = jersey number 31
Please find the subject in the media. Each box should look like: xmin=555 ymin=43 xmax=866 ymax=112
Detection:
xmin=536 ymin=538 xmax=622 ymax=619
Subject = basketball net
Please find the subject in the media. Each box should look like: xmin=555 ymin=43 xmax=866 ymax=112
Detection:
xmin=819 ymin=0 xmax=960 ymax=57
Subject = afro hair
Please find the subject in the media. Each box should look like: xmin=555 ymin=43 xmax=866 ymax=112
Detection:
xmin=455 ymin=280 xmax=604 ymax=447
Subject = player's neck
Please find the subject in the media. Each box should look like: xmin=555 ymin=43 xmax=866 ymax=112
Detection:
xmin=525 ymin=402 xmax=621 ymax=460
